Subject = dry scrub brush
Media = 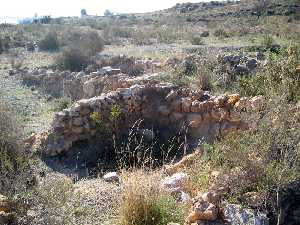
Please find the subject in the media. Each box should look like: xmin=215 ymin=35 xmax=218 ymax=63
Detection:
xmin=0 ymin=100 xmax=29 ymax=196
xmin=119 ymin=170 xmax=187 ymax=225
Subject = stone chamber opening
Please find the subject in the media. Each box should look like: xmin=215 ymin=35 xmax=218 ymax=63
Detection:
xmin=42 ymin=119 xmax=196 ymax=180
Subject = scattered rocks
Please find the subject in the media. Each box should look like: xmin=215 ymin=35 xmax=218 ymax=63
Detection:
xmin=223 ymin=204 xmax=268 ymax=225
xmin=41 ymin=82 xmax=260 ymax=155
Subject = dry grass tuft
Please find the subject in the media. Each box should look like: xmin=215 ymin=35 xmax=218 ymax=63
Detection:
xmin=120 ymin=170 xmax=187 ymax=225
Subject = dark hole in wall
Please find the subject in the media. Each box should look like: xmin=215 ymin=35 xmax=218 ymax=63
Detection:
xmin=43 ymin=121 xmax=195 ymax=180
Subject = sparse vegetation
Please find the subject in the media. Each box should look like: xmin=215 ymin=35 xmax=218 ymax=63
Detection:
xmin=239 ymin=44 xmax=300 ymax=101
xmin=56 ymin=31 xmax=104 ymax=71
xmin=0 ymin=0 xmax=299 ymax=224
xmin=38 ymin=31 xmax=59 ymax=51
xmin=190 ymin=36 xmax=205 ymax=45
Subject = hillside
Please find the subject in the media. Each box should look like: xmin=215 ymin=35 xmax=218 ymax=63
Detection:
xmin=0 ymin=1 xmax=299 ymax=225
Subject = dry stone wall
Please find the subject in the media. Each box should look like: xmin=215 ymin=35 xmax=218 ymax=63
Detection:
xmin=18 ymin=68 xmax=161 ymax=101
xmin=43 ymin=81 xmax=264 ymax=156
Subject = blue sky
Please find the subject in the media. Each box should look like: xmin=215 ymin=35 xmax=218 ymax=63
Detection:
xmin=0 ymin=0 xmax=209 ymax=18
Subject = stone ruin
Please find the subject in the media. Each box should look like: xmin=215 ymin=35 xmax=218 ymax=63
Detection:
xmin=16 ymin=56 xmax=163 ymax=100
xmin=42 ymin=78 xmax=264 ymax=157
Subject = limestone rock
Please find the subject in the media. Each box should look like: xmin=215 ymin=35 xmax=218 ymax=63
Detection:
xmin=186 ymin=200 xmax=218 ymax=224
xmin=162 ymin=172 xmax=188 ymax=192
xmin=0 ymin=195 xmax=10 ymax=212
xmin=249 ymin=96 xmax=264 ymax=112
xmin=223 ymin=204 xmax=268 ymax=225
xmin=103 ymin=172 xmax=120 ymax=183
xmin=182 ymin=98 xmax=192 ymax=112
xmin=201 ymin=191 xmax=220 ymax=204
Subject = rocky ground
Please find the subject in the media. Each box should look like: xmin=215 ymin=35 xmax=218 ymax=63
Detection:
xmin=0 ymin=0 xmax=299 ymax=224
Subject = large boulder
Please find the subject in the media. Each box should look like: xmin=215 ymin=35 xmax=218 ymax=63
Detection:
xmin=246 ymin=58 xmax=258 ymax=71
xmin=162 ymin=172 xmax=188 ymax=192
xmin=186 ymin=200 xmax=218 ymax=224
xmin=223 ymin=204 xmax=268 ymax=225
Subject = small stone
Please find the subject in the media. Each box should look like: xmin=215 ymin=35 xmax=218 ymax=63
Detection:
xmin=250 ymin=96 xmax=264 ymax=112
xmin=170 ymin=112 xmax=184 ymax=122
xmin=246 ymin=58 xmax=258 ymax=70
xmin=72 ymin=127 xmax=84 ymax=134
xmin=191 ymin=100 xmax=201 ymax=113
xmin=182 ymin=98 xmax=192 ymax=112
xmin=0 ymin=195 xmax=10 ymax=212
xmin=223 ymin=204 xmax=268 ymax=225
xmin=73 ymin=117 xmax=83 ymax=126
xmin=186 ymin=201 xmax=218 ymax=224
xmin=201 ymin=191 xmax=220 ymax=204
xmin=103 ymin=172 xmax=120 ymax=183
xmin=171 ymin=99 xmax=182 ymax=112
xmin=80 ymin=107 xmax=91 ymax=116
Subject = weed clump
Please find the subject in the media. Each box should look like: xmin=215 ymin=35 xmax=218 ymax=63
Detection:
xmin=120 ymin=171 xmax=187 ymax=225
xmin=56 ymin=31 xmax=104 ymax=71
xmin=190 ymin=36 xmax=204 ymax=45
xmin=0 ymin=100 xmax=29 ymax=197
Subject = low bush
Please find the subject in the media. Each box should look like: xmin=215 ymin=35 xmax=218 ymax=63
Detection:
xmin=262 ymin=34 xmax=275 ymax=50
xmin=54 ymin=97 xmax=72 ymax=111
xmin=204 ymin=97 xmax=299 ymax=217
xmin=238 ymin=44 xmax=300 ymax=102
xmin=213 ymin=29 xmax=230 ymax=38
xmin=57 ymin=47 xmax=88 ymax=71
xmin=57 ymin=31 xmax=104 ymax=71
xmin=120 ymin=171 xmax=187 ymax=225
xmin=38 ymin=32 xmax=59 ymax=51
xmin=190 ymin=36 xmax=204 ymax=45
xmin=0 ymin=100 xmax=29 ymax=197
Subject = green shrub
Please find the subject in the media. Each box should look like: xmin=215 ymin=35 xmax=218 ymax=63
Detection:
xmin=109 ymin=105 xmax=122 ymax=124
xmin=214 ymin=29 xmax=230 ymax=38
xmin=262 ymin=34 xmax=275 ymax=50
xmin=207 ymin=98 xmax=300 ymax=207
xmin=0 ymin=100 xmax=29 ymax=197
xmin=191 ymin=36 xmax=204 ymax=45
xmin=57 ymin=31 xmax=104 ymax=71
xmin=0 ymin=102 xmax=23 ymax=173
xmin=238 ymin=44 xmax=300 ymax=102
xmin=54 ymin=97 xmax=71 ymax=111
xmin=57 ymin=47 xmax=88 ymax=72
xmin=38 ymin=32 xmax=59 ymax=51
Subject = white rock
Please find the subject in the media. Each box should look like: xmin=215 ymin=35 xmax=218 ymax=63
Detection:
xmin=223 ymin=204 xmax=268 ymax=225
xmin=162 ymin=172 xmax=188 ymax=192
xmin=103 ymin=172 xmax=120 ymax=183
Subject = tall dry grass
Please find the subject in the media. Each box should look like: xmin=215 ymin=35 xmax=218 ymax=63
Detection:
xmin=119 ymin=170 xmax=187 ymax=225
